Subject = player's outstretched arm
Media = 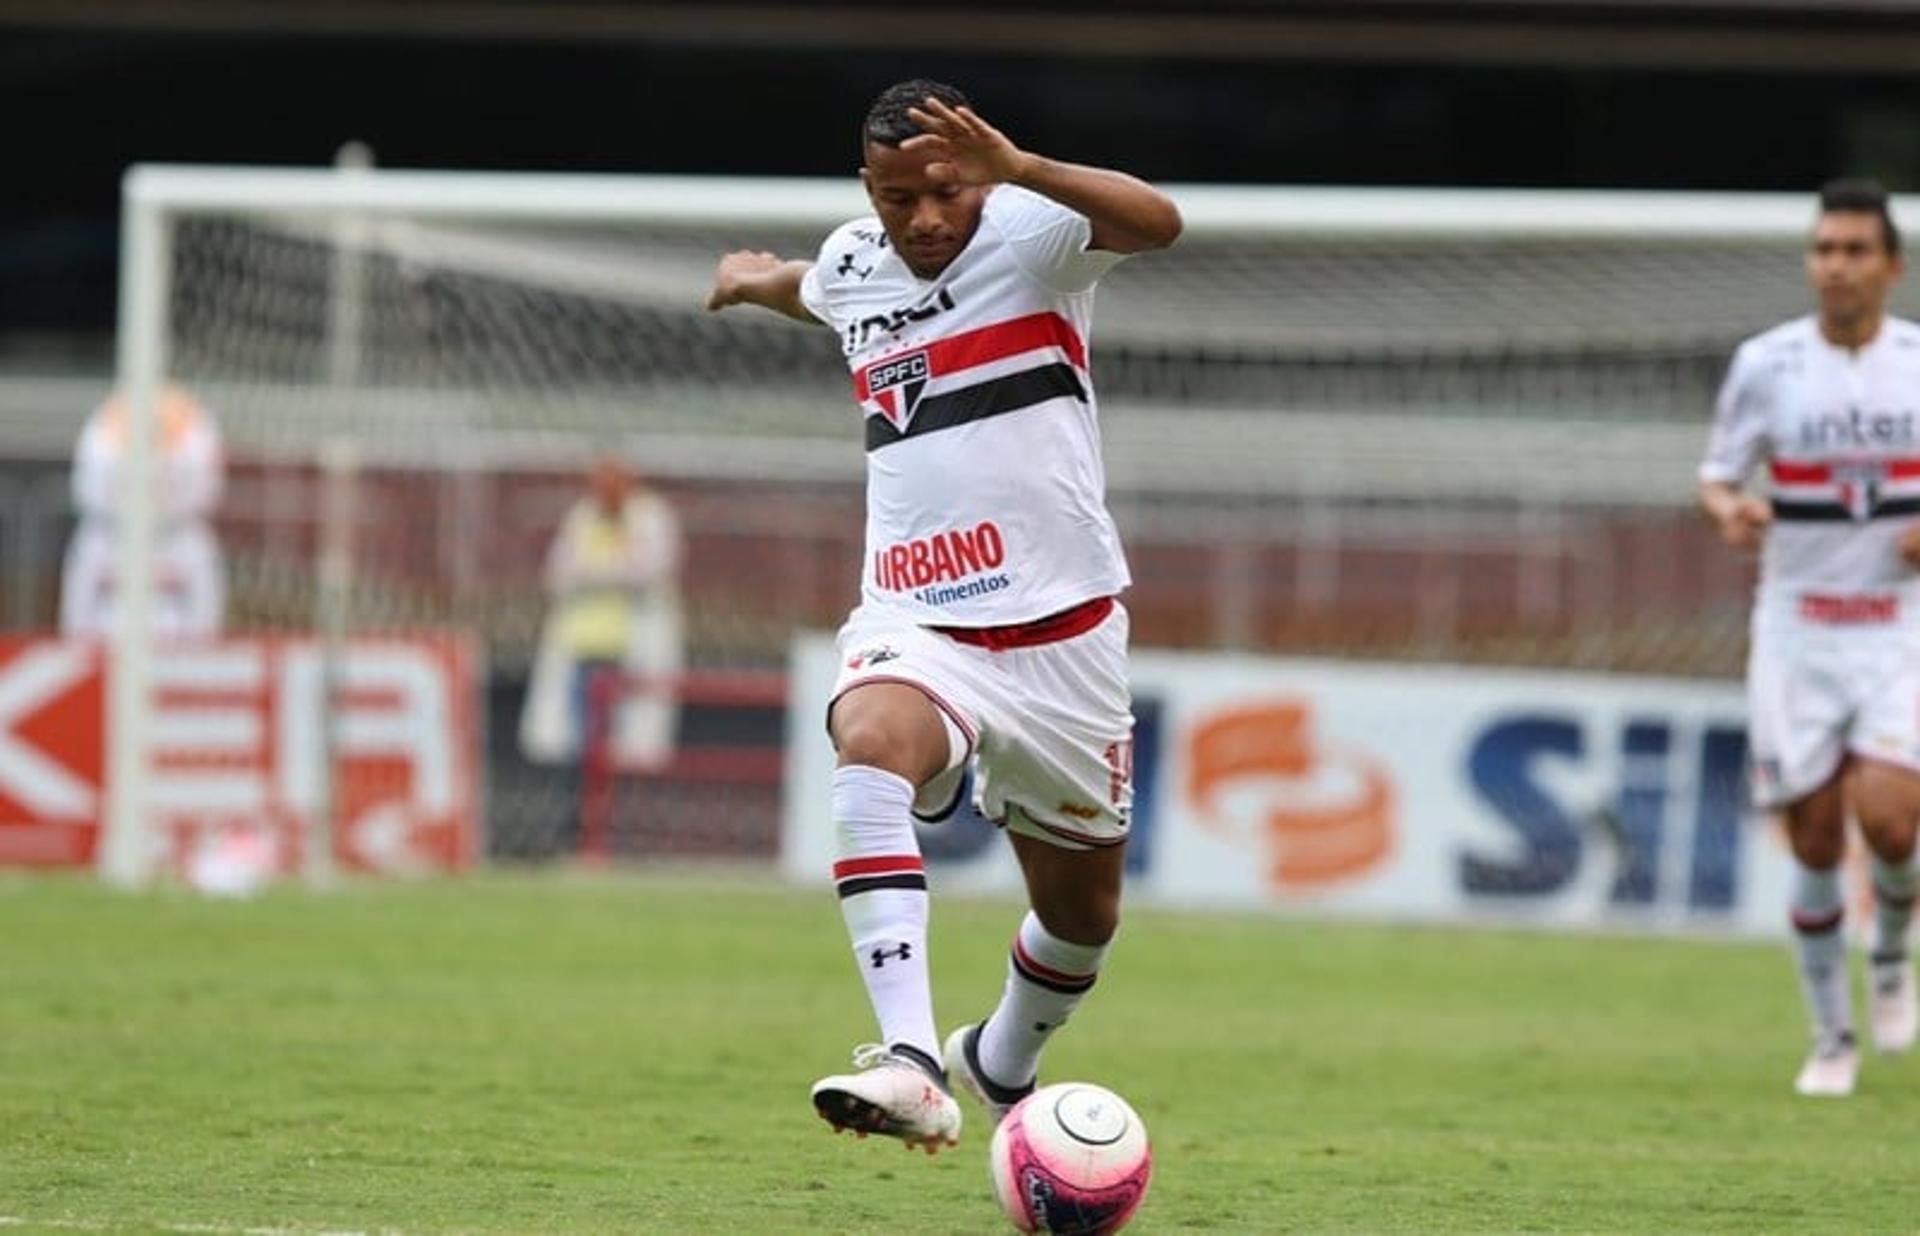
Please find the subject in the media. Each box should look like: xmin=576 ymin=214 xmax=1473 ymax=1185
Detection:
xmin=1698 ymin=480 xmax=1771 ymax=551
xmin=706 ymin=251 xmax=819 ymax=323
xmin=904 ymin=97 xmax=1182 ymax=255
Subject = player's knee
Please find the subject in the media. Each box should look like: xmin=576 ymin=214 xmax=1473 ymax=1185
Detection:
xmin=829 ymin=684 xmax=949 ymax=784
xmin=1789 ymin=829 xmax=1850 ymax=867
xmin=833 ymin=717 xmax=948 ymax=787
xmin=1785 ymin=791 xmax=1848 ymax=867
xmin=1858 ymin=810 xmax=1919 ymax=864
xmin=1850 ymin=766 xmax=1920 ymax=862
xmin=833 ymin=717 xmax=913 ymax=775
xmin=1789 ymin=825 xmax=1847 ymax=869
xmin=1786 ymin=815 xmax=1846 ymax=868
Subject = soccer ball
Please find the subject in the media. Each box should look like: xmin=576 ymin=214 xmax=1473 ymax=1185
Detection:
xmin=988 ymin=1083 xmax=1152 ymax=1234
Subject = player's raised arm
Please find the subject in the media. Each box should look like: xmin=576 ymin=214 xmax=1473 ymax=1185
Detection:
xmin=705 ymin=250 xmax=819 ymax=323
xmin=903 ymin=98 xmax=1182 ymax=255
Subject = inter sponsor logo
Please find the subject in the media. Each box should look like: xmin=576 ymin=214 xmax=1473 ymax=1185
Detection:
xmin=874 ymin=520 xmax=1007 ymax=592
xmin=1794 ymin=406 xmax=1920 ymax=452
xmin=846 ymin=287 xmax=957 ymax=351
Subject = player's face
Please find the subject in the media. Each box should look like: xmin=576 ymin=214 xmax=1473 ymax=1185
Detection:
xmin=1807 ymin=211 xmax=1903 ymax=329
xmin=861 ymin=141 xmax=987 ymax=279
xmin=590 ymin=458 xmax=631 ymax=513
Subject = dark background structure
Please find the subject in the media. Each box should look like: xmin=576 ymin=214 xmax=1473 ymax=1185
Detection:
xmin=4 ymin=0 xmax=1920 ymax=360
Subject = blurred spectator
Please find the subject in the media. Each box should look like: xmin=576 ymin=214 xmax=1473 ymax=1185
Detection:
xmin=519 ymin=453 xmax=685 ymax=783
xmin=59 ymin=382 xmax=227 ymax=639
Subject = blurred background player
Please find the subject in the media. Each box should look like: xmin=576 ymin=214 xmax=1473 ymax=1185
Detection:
xmin=1698 ymin=179 xmax=1920 ymax=1097
xmin=706 ymin=79 xmax=1181 ymax=1152
xmin=520 ymin=452 xmax=685 ymax=849
xmin=58 ymin=381 xmax=226 ymax=640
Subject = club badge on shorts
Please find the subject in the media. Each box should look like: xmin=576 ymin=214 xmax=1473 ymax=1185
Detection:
xmin=846 ymin=643 xmax=902 ymax=671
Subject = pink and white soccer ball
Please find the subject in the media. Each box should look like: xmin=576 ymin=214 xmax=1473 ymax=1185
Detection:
xmin=988 ymin=1082 xmax=1152 ymax=1234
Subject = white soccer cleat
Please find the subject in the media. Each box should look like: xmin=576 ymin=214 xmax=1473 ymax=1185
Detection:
xmin=942 ymin=1022 xmax=1035 ymax=1127
xmin=1869 ymin=956 xmax=1918 ymax=1055
xmin=810 ymin=1044 xmax=961 ymax=1154
xmin=1794 ymin=1030 xmax=1860 ymax=1097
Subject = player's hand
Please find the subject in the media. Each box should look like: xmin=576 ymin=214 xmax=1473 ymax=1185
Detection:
xmin=902 ymin=97 xmax=1033 ymax=187
xmin=706 ymin=250 xmax=785 ymax=311
xmin=1899 ymin=522 xmax=1920 ymax=570
xmin=1715 ymin=495 xmax=1772 ymax=551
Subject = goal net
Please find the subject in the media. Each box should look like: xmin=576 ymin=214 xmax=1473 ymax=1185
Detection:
xmin=105 ymin=167 xmax=1899 ymax=883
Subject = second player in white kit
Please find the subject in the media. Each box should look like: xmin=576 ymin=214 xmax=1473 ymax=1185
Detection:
xmin=1699 ymin=179 xmax=1920 ymax=1098
xmin=60 ymin=383 xmax=226 ymax=641
xmin=707 ymin=79 xmax=1181 ymax=1158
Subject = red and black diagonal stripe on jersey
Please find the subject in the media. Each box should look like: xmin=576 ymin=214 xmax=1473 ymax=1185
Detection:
xmin=1010 ymin=935 xmax=1098 ymax=995
xmin=1770 ymin=458 xmax=1920 ymax=521
xmin=833 ymin=854 xmax=927 ymax=898
xmin=855 ymin=312 xmax=1089 ymax=452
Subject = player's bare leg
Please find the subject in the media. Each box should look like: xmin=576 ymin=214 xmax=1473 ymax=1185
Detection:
xmin=811 ymin=682 xmax=962 ymax=1151
xmin=1785 ymin=770 xmax=1858 ymax=1095
xmin=947 ymin=825 xmax=1124 ymax=1125
xmin=1851 ymin=758 xmax=1920 ymax=1055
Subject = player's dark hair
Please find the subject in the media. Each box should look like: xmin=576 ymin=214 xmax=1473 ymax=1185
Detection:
xmin=1819 ymin=177 xmax=1902 ymax=256
xmin=863 ymin=79 xmax=971 ymax=151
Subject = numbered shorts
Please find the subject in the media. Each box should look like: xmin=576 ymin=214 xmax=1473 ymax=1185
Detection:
xmin=829 ymin=601 xmax=1135 ymax=849
xmin=1746 ymin=620 xmax=1920 ymax=808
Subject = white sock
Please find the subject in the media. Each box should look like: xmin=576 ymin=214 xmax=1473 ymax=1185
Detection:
xmin=1790 ymin=863 xmax=1853 ymax=1041
xmin=1870 ymin=852 xmax=1917 ymax=964
xmin=831 ymin=765 xmax=939 ymax=1066
xmin=977 ymin=911 xmax=1110 ymax=1089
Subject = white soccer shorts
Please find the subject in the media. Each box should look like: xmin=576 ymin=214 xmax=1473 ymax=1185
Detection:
xmin=1746 ymin=615 xmax=1920 ymax=808
xmin=828 ymin=600 xmax=1135 ymax=849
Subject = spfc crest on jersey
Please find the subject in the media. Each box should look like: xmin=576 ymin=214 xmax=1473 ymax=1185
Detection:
xmin=1833 ymin=459 xmax=1886 ymax=522
xmin=865 ymin=350 xmax=930 ymax=430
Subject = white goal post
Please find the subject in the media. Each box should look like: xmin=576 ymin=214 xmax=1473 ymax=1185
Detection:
xmin=103 ymin=163 xmax=1904 ymax=886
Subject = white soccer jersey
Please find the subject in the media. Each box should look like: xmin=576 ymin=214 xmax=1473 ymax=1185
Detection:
xmin=799 ymin=185 xmax=1131 ymax=626
xmin=1700 ymin=315 xmax=1920 ymax=621
xmin=60 ymin=387 xmax=228 ymax=639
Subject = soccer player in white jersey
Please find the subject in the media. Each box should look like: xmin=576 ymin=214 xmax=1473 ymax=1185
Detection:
xmin=60 ymin=382 xmax=226 ymax=640
xmin=706 ymin=79 xmax=1181 ymax=1151
xmin=1700 ymin=179 xmax=1920 ymax=1097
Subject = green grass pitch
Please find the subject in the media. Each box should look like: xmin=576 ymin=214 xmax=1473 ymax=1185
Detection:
xmin=2 ymin=869 xmax=1914 ymax=1234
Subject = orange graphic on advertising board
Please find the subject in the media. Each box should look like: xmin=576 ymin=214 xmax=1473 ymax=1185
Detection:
xmin=1187 ymin=700 xmax=1395 ymax=890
